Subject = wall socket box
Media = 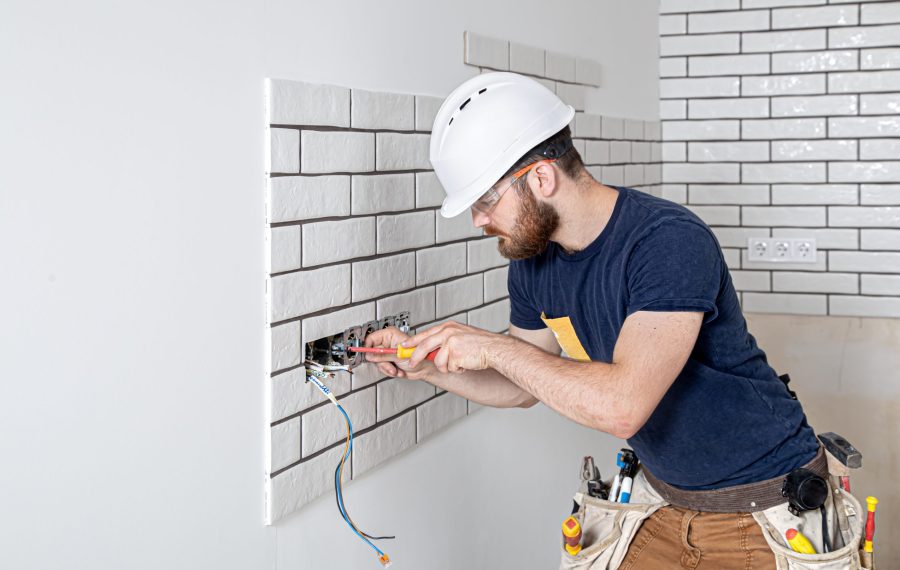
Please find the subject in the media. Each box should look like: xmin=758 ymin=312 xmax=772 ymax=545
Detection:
xmin=305 ymin=311 xmax=410 ymax=369
xmin=747 ymin=238 xmax=817 ymax=263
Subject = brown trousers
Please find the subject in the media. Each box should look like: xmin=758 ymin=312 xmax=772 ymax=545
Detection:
xmin=620 ymin=506 xmax=776 ymax=569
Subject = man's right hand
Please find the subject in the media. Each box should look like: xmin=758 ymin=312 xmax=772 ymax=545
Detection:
xmin=363 ymin=326 xmax=433 ymax=380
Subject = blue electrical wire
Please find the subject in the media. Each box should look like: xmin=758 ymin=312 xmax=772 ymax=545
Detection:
xmin=335 ymin=404 xmax=386 ymax=558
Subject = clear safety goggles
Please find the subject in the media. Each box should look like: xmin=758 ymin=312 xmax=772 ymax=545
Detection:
xmin=471 ymin=159 xmax=557 ymax=215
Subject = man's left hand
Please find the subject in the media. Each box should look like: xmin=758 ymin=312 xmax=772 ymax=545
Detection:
xmin=402 ymin=321 xmax=507 ymax=373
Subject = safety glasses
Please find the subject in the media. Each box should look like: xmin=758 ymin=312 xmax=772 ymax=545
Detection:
xmin=471 ymin=159 xmax=557 ymax=215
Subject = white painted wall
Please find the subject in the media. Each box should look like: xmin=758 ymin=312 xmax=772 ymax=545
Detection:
xmin=0 ymin=1 xmax=658 ymax=569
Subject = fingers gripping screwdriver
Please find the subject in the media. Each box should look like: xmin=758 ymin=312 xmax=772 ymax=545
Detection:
xmin=349 ymin=346 xmax=439 ymax=361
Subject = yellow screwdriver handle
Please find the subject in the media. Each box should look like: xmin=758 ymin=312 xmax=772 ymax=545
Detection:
xmin=396 ymin=346 xmax=416 ymax=359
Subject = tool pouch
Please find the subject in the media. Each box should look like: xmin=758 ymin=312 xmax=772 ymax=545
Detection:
xmin=752 ymin=481 xmax=864 ymax=569
xmin=558 ymin=470 xmax=667 ymax=570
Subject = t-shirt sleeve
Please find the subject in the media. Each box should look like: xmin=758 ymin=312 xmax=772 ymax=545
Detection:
xmin=507 ymin=260 xmax=546 ymax=330
xmin=626 ymin=219 xmax=722 ymax=322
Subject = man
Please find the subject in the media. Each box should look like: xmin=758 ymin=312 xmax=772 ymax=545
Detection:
xmin=365 ymin=72 xmax=821 ymax=568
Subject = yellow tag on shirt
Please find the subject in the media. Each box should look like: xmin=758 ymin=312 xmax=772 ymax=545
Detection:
xmin=540 ymin=312 xmax=591 ymax=362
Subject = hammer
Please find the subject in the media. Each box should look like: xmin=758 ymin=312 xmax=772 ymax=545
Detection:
xmin=818 ymin=432 xmax=862 ymax=493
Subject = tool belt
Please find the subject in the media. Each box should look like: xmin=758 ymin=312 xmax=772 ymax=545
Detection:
xmin=642 ymin=446 xmax=829 ymax=513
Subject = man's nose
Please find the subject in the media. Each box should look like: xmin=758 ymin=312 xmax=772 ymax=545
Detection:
xmin=471 ymin=208 xmax=490 ymax=228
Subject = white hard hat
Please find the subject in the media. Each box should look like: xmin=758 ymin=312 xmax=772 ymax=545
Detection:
xmin=430 ymin=72 xmax=575 ymax=218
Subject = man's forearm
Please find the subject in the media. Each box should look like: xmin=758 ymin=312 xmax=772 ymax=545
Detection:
xmin=482 ymin=335 xmax=636 ymax=438
xmin=422 ymin=366 xmax=537 ymax=408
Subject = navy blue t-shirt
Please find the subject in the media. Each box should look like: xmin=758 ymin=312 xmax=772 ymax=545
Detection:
xmin=508 ymin=186 xmax=819 ymax=489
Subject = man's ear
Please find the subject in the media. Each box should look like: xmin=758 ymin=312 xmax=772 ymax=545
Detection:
xmin=529 ymin=161 xmax=558 ymax=198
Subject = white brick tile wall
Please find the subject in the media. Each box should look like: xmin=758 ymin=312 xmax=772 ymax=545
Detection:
xmin=415 ymin=171 xmax=445 ymax=208
xmin=484 ymin=266 xmax=509 ymax=302
xmin=743 ymin=162 xmax=827 ymax=183
xmin=376 ymin=380 xmax=435 ymax=421
xmin=830 ymin=162 xmax=900 ymax=183
xmin=689 ymin=184 xmax=770 ymax=204
xmin=268 ymin=175 xmax=350 ymax=223
xmin=415 ymin=95 xmax=443 ymax=132
xmin=661 ymin=35 xmax=741 ymax=57
xmin=829 ymin=24 xmax=900 ymax=49
xmin=467 ymin=238 xmax=506 ymax=273
xmin=268 ymin=128 xmax=300 ymax=173
xmin=270 ymin=226 xmax=303 ymax=273
xmin=742 ymin=30 xmax=826 ymax=52
xmin=416 ymin=243 xmax=467 ymax=285
xmin=351 ymin=173 xmax=415 ymax=215
xmin=467 ymin=299 xmax=511 ymax=333
xmin=416 ymin=393 xmax=468 ymax=442
xmin=772 ymin=5 xmax=858 ymax=29
xmin=302 ymin=218 xmax=376 ymax=267
xmin=271 ymin=368 xmax=351 ymax=423
xmin=576 ymin=58 xmax=604 ymax=86
xmin=660 ymin=0 xmax=740 ymax=14
xmin=862 ymin=229 xmax=900 ymax=249
xmin=585 ymin=141 xmax=611 ymax=164
xmin=861 ymin=93 xmax=900 ymax=117
xmin=661 ymin=15 xmax=688 ymax=35
xmin=771 ymin=140 xmax=857 ymax=161
xmin=861 ymin=139 xmax=900 ymax=159
xmin=377 ymin=211 xmax=435 ymax=254
xmin=574 ymin=113 xmax=603 ymax=138
xmin=862 ymin=274 xmax=900 ymax=294
xmin=730 ymin=270 xmax=772 ymax=291
xmin=545 ymin=52 xmax=576 ymax=82
xmin=862 ymin=2 xmax=900 ymax=25
xmin=301 ymin=304 xmax=376 ymax=357
xmin=375 ymin=133 xmax=431 ymax=171
xmin=268 ymin=446 xmax=344 ymax=523
xmin=270 ymin=418 xmax=301 ymax=472
xmin=436 ymin=275 xmax=484 ymax=318
xmin=270 ymin=264 xmax=351 ymax=322
xmin=464 ymin=32 xmax=508 ymax=70
xmin=602 ymin=118 xmax=625 ymax=140
xmin=660 ymin=1 xmax=900 ymax=319
xmin=861 ymin=48 xmax=900 ymax=69
xmin=351 ymin=89 xmax=414 ymax=131
xmin=660 ymin=77 xmax=741 ymax=99
xmin=829 ymin=206 xmax=900 ymax=227
xmin=830 ymin=295 xmax=900 ymax=317
xmin=689 ymin=98 xmax=769 ymax=119
xmin=266 ymin=79 xmax=350 ymax=127
xmin=743 ymin=292 xmax=828 ymax=314
xmin=351 ymin=253 xmax=415 ymax=301
xmin=352 ymin=411 xmax=417 ymax=477
xmin=829 ymin=116 xmax=900 ymax=138
xmin=270 ymin=321 xmax=301 ymax=372
xmin=556 ymin=83 xmax=587 ymax=111
xmin=773 ymin=271 xmax=859 ymax=293
xmin=509 ymin=42 xmax=545 ymax=76
xmin=772 ymin=50 xmax=859 ymax=73
xmin=743 ymin=206 xmax=827 ymax=226
xmin=772 ymin=183 xmax=858 ymax=204
xmin=610 ymin=141 xmax=632 ymax=164
xmin=862 ymin=184 xmax=900 ymax=204
xmin=771 ymin=94 xmax=858 ymax=117
xmin=436 ymin=213 xmax=482 ymax=243
xmin=377 ymin=286 xmax=436 ymax=327
xmin=301 ymin=388 xmax=376 ymax=457
xmin=772 ymin=227 xmax=859 ymax=248
xmin=301 ymin=131 xmax=374 ymax=173
xmin=689 ymin=142 xmax=769 ymax=162
xmin=830 ymin=251 xmax=900 ymax=272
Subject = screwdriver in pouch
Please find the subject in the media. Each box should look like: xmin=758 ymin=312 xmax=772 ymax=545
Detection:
xmin=349 ymin=346 xmax=439 ymax=361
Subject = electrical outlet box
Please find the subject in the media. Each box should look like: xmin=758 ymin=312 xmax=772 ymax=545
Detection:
xmin=304 ymin=311 xmax=410 ymax=369
xmin=747 ymin=238 xmax=817 ymax=263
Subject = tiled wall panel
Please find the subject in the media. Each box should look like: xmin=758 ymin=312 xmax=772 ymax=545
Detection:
xmin=660 ymin=0 xmax=900 ymax=318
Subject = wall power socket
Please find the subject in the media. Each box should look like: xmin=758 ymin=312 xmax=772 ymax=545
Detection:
xmin=747 ymin=238 xmax=817 ymax=263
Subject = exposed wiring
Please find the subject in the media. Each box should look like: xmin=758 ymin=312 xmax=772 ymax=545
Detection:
xmin=306 ymin=367 xmax=393 ymax=568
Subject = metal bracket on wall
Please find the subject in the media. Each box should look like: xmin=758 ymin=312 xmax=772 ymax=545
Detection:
xmin=305 ymin=311 xmax=410 ymax=369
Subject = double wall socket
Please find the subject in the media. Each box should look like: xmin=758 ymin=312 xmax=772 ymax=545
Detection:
xmin=747 ymin=238 xmax=817 ymax=263
xmin=305 ymin=311 xmax=411 ymax=369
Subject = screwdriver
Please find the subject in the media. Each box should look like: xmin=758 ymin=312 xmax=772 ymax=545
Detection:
xmin=349 ymin=346 xmax=439 ymax=361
